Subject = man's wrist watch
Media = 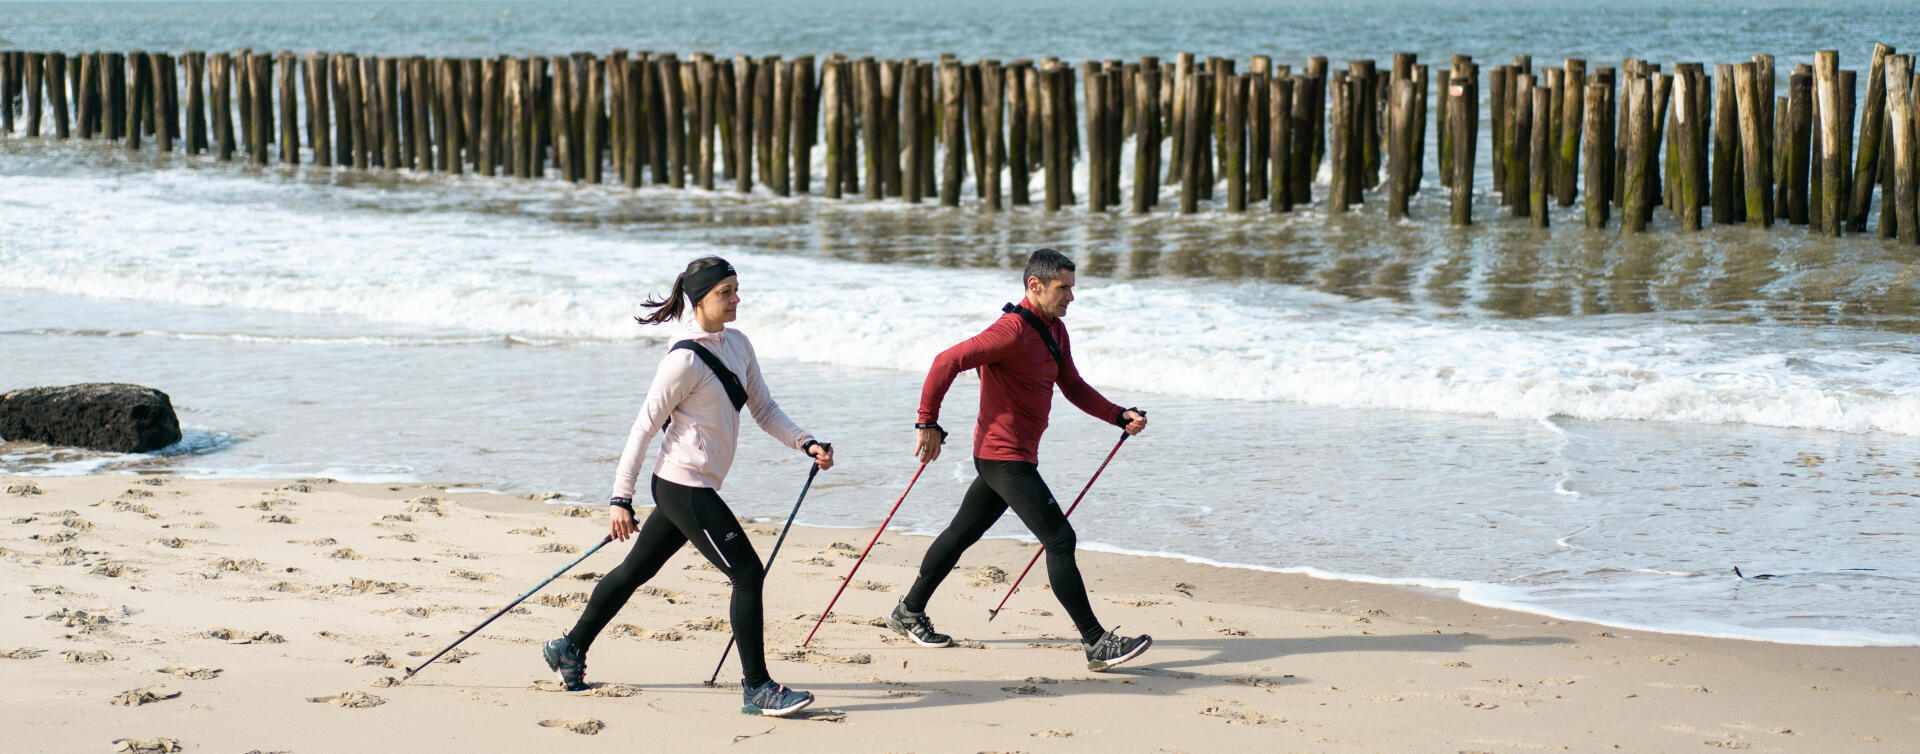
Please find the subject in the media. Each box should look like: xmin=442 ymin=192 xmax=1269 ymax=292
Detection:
xmin=915 ymin=421 xmax=948 ymax=440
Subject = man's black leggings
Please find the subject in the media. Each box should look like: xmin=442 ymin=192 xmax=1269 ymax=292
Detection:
xmin=903 ymin=458 xmax=1105 ymax=644
xmin=567 ymin=476 xmax=772 ymax=687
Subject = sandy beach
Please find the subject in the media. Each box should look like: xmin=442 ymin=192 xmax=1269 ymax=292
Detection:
xmin=3 ymin=471 xmax=1915 ymax=753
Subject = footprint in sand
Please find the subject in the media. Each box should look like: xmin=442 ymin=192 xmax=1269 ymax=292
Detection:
xmin=535 ymin=592 xmax=588 ymax=608
xmin=1031 ymin=729 xmax=1073 ymax=738
xmin=537 ymin=718 xmax=605 ymax=735
xmin=533 ymin=543 xmax=580 ymax=554
xmin=369 ymin=676 xmax=403 ymax=688
xmin=449 ymin=569 xmax=496 ymax=582
xmin=63 ymin=650 xmax=115 ymax=664
xmin=7 ymin=482 xmax=44 ymax=496
xmin=150 ymin=537 xmax=198 ymax=549
xmin=606 ymin=624 xmax=645 ymax=639
xmin=4 ymin=648 xmax=47 ymax=659
xmin=795 ymin=556 xmax=835 ymax=566
xmin=290 ymin=538 xmax=338 ymax=547
xmin=112 ymin=688 xmax=181 ymax=706
xmin=509 ymin=527 xmax=553 ymax=537
xmin=381 ymin=514 xmax=414 ymax=523
xmin=258 ymin=514 xmax=297 ymax=524
xmin=571 ymin=571 xmax=603 ymax=581
xmin=1197 ymin=704 xmax=1282 ymax=725
xmin=200 ymin=628 xmax=285 ymax=644
xmin=109 ymin=501 xmax=158 ymax=519
xmin=308 ymin=691 xmax=385 ymax=708
xmin=550 ymin=506 xmax=597 ymax=519
xmin=111 ymin=738 xmax=182 ymax=753
xmin=156 ymin=667 xmax=221 ymax=680
xmin=327 ymin=549 xmax=366 ymax=561
xmin=201 ymin=557 xmax=266 ymax=574
xmin=679 ymin=616 xmax=730 ymax=632
xmin=1002 ymin=685 xmax=1055 ymax=696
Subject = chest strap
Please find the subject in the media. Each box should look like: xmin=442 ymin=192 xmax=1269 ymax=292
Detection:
xmin=663 ymin=340 xmax=747 ymax=430
xmin=1002 ymin=302 xmax=1064 ymax=371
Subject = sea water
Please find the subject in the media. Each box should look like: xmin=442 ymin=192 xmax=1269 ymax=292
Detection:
xmin=3 ymin=0 xmax=1918 ymax=646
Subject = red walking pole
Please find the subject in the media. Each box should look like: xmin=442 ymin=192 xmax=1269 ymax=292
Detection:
xmin=986 ymin=430 xmax=1131 ymax=622
xmin=801 ymin=462 xmax=929 ymax=647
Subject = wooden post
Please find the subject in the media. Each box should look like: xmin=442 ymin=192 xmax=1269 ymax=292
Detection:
xmin=1558 ymin=58 xmax=1584 ymax=206
xmin=982 ymin=61 xmax=1005 ymax=211
xmin=210 ymin=53 xmax=232 ymax=160
xmin=1673 ymin=70 xmax=1701 ymax=231
xmin=820 ymin=59 xmax=840 ymax=199
xmin=731 ymin=56 xmax=754 ymax=192
xmin=1491 ymin=64 xmax=1510 ymax=196
xmin=793 ymin=56 xmax=815 ymax=195
xmin=900 ymin=61 xmax=922 ymax=203
xmin=46 ymin=53 xmax=70 ymax=139
xmin=1814 ymin=50 xmax=1843 ymax=235
xmin=881 ymin=60 xmax=903 ymax=198
xmin=1887 ymin=55 xmax=1917 ymax=243
xmin=549 ymin=56 xmax=576 ymax=182
xmin=1134 ymin=61 xmax=1160 ymax=213
xmin=1622 ymin=75 xmax=1652 ymax=233
xmin=1584 ymin=82 xmax=1609 ymax=228
xmin=1448 ymin=74 xmax=1472 ymax=225
xmin=1387 ymin=76 xmax=1413 ymax=218
xmin=1529 ymin=87 xmax=1551 ymax=227
xmin=1509 ymin=73 xmax=1533 ymax=217
xmin=410 ymin=57 xmax=433 ymax=172
xmin=0 ymin=53 xmax=12 ymax=136
xmin=383 ymin=57 xmax=405 ymax=170
xmin=657 ymin=55 xmax=683 ymax=188
xmin=1786 ymin=71 xmax=1813 ymax=225
xmin=1249 ymin=59 xmax=1271 ymax=202
xmin=250 ymin=52 xmax=272 ymax=164
xmin=1085 ymin=65 xmax=1108 ymax=211
xmin=1167 ymin=52 xmax=1191 ymax=187
xmin=576 ymin=57 xmax=600 ymax=183
xmin=1306 ymin=56 xmax=1328 ymax=178
xmin=840 ymin=59 xmax=861 ymax=197
xmin=1733 ymin=63 xmax=1770 ymax=227
xmin=478 ymin=58 xmax=501 ymax=176
xmin=1711 ymin=63 xmax=1739 ymax=223
xmin=1329 ymin=72 xmax=1350 ymax=213
xmin=935 ymin=61 xmax=961 ymax=206
xmin=1223 ymin=71 xmax=1246 ymax=212
xmin=1755 ymin=54 xmax=1777 ymax=213
xmin=184 ymin=53 xmax=206 ymax=154
xmin=1351 ymin=59 xmax=1378 ymax=193
xmin=752 ymin=56 xmax=776 ymax=187
xmin=1645 ymin=71 xmax=1668 ymax=213
xmin=275 ymin=52 xmax=297 ymax=163
xmin=1270 ymin=74 xmax=1295 ymax=213
xmin=362 ymin=56 xmax=384 ymax=168
xmin=694 ymin=55 xmax=715 ymax=189
xmin=1178 ymin=67 xmax=1201 ymax=214
xmin=303 ymin=53 xmax=328 ymax=166
xmin=1846 ymin=44 xmax=1893 ymax=230
xmin=123 ymin=52 xmax=143 ymax=149
xmin=1009 ymin=62 xmax=1032 ymax=206
xmin=770 ymin=59 xmax=791 ymax=197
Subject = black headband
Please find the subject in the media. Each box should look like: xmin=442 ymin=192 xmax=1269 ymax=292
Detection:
xmin=682 ymin=260 xmax=737 ymax=307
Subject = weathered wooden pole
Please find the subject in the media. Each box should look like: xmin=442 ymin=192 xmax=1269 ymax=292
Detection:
xmin=0 ymin=53 xmax=13 ymax=136
xmin=839 ymin=58 xmax=861 ymax=197
xmin=855 ymin=58 xmax=880 ymax=200
xmin=1306 ymin=56 xmax=1328 ymax=178
xmin=1387 ymin=76 xmax=1413 ymax=218
xmin=1786 ymin=70 xmax=1813 ymax=225
xmin=549 ymin=56 xmax=577 ymax=181
xmin=770 ymin=59 xmax=792 ymax=196
xmin=1491 ymin=64 xmax=1510 ymax=196
xmin=1167 ymin=52 xmax=1191 ymax=187
xmin=1269 ymin=74 xmax=1295 ymax=213
xmin=303 ymin=53 xmax=328 ymax=166
xmin=938 ymin=60 xmax=965 ymax=207
xmin=210 ymin=53 xmax=233 ymax=160
xmin=383 ymin=57 xmax=405 ymax=170
xmin=1711 ymin=63 xmax=1740 ymax=223
xmin=1622 ymin=75 xmax=1652 ymax=233
xmin=1583 ymin=81 xmax=1610 ymax=228
xmin=1085 ymin=65 xmax=1108 ymax=211
xmin=1528 ymin=87 xmax=1551 ymax=227
xmin=1813 ymin=51 xmax=1843 ymax=235
xmin=793 ymin=56 xmax=815 ymax=195
xmin=183 ymin=53 xmax=206 ymax=154
xmin=1733 ymin=63 xmax=1771 ymax=227
xmin=1222 ymin=71 xmax=1246 ymax=212
xmin=659 ymin=55 xmax=685 ymax=187
xmin=1448 ymin=72 xmax=1473 ymax=225
xmin=1887 ymin=54 xmax=1917 ymax=243
xmin=1673 ymin=69 xmax=1702 ymax=231
xmin=1645 ymin=71 xmax=1668 ymax=213
xmin=1558 ymin=58 xmax=1585 ymax=206
xmin=1008 ymin=62 xmax=1032 ymax=206
xmin=1509 ymin=73 xmax=1534 ymax=218
xmin=342 ymin=55 xmax=365 ymax=169
xmin=1178 ymin=68 xmax=1201 ymax=214
xmin=1755 ymin=54 xmax=1777 ymax=212
xmin=46 ymin=53 xmax=70 ymax=139
xmin=1351 ymin=59 xmax=1378 ymax=193
xmin=982 ymin=60 xmax=1005 ymax=211
xmin=477 ymin=57 xmax=501 ymax=176
xmin=819 ymin=59 xmax=841 ymax=198
xmin=124 ymin=51 xmax=145 ymax=149
xmin=694 ymin=55 xmax=715 ymax=189
xmin=274 ymin=52 xmax=297 ymax=163
xmin=364 ymin=56 xmax=386 ymax=168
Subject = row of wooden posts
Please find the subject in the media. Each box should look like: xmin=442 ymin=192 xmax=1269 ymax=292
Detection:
xmin=2 ymin=46 xmax=1917 ymax=240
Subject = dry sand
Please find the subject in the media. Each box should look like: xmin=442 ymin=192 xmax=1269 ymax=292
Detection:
xmin=3 ymin=472 xmax=1916 ymax=753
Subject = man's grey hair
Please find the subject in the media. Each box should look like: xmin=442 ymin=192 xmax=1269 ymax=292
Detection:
xmin=1023 ymin=248 xmax=1076 ymax=284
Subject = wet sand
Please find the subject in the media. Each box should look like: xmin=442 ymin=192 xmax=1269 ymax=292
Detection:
xmin=3 ymin=472 xmax=1915 ymax=752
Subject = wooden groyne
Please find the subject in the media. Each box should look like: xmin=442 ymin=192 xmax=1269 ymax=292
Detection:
xmin=2 ymin=46 xmax=1917 ymax=241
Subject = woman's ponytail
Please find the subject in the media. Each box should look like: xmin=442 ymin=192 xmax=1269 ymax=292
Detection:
xmin=634 ymin=256 xmax=730 ymax=325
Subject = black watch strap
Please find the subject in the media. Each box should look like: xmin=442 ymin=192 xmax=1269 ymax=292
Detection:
xmin=609 ymin=497 xmax=635 ymax=513
xmin=915 ymin=422 xmax=949 ymax=440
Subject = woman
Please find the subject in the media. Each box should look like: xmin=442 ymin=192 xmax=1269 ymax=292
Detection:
xmin=543 ymin=256 xmax=832 ymax=717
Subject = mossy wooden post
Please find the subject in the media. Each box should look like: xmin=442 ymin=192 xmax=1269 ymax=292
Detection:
xmin=1448 ymin=73 xmax=1473 ymax=225
xmin=1528 ymin=87 xmax=1551 ymax=227
xmin=1673 ymin=69 xmax=1702 ymax=231
xmin=1887 ymin=55 xmax=1917 ymax=243
xmin=548 ymin=56 xmax=576 ymax=182
xmin=1351 ymin=59 xmax=1378 ymax=192
xmin=1270 ymin=74 xmax=1295 ymax=213
xmin=577 ymin=57 xmax=600 ymax=183
xmin=412 ymin=57 xmax=435 ymax=172
xmin=363 ymin=57 xmax=385 ymax=168
xmin=1328 ymin=72 xmax=1350 ymax=214
xmin=1785 ymin=71 xmax=1812 ymax=225
xmin=477 ymin=58 xmax=501 ymax=177
xmin=156 ymin=53 xmax=175 ymax=146
xmin=1221 ymin=71 xmax=1245 ymax=212
xmin=1085 ymin=65 xmax=1107 ymax=211
xmin=1167 ymin=52 xmax=1191 ymax=187
xmin=1622 ymin=75 xmax=1652 ymax=233
xmin=856 ymin=58 xmax=881 ymax=200
xmin=731 ymin=56 xmax=754 ymax=192
xmin=1557 ymin=58 xmax=1585 ymax=206
xmin=1645 ymin=71 xmax=1668 ymax=215
xmin=106 ymin=52 xmax=127 ymax=142
xmin=982 ymin=60 xmax=1005 ymax=211
xmin=1009 ymin=61 xmax=1032 ymax=206
xmin=793 ymin=56 xmax=815 ymax=194
xmin=656 ymin=55 xmax=683 ymax=188
xmin=160 ymin=54 xmax=179 ymax=145
xmin=1755 ymin=54 xmax=1776 ymax=209
xmin=770 ymin=59 xmax=791 ymax=197
xmin=1877 ymin=84 xmax=1897 ymax=240
xmin=448 ymin=59 xmax=470 ymax=175
xmin=1583 ymin=82 xmax=1609 ymax=228
xmin=1306 ymin=56 xmax=1328 ymax=178
xmin=1710 ymin=63 xmax=1739 ymax=223
xmin=338 ymin=55 xmax=362 ymax=168
xmin=939 ymin=60 xmax=964 ymax=207
xmin=328 ymin=57 xmax=349 ymax=167
xmin=820 ymin=59 xmax=840 ymax=199
xmin=900 ymin=61 xmax=922 ymax=203
xmin=693 ymin=55 xmax=715 ymax=189
xmin=303 ymin=53 xmax=329 ymax=166
xmin=1178 ymin=67 xmax=1201 ymax=214
xmin=1490 ymin=64 xmax=1510 ymax=197
xmin=879 ymin=60 xmax=903 ymax=199
xmin=1850 ymin=43 xmax=1894 ymax=231
xmin=248 ymin=52 xmax=271 ymax=164
xmin=569 ymin=56 xmax=592 ymax=178
xmin=500 ymin=57 xmax=521 ymax=178
xmin=1134 ymin=61 xmax=1161 ymax=214
xmin=635 ymin=55 xmax=659 ymax=183
xmin=753 ymin=56 xmax=778 ymax=188
xmin=626 ymin=57 xmax=648 ymax=187
xmin=272 ymin=52 xmax=296 ymax=163
xmin=1386 ymin=76 xmax=1413 ymax=218
xmin=384 ymin=58 xmax=406 ymax=170
xmin=1249 ymin=57 xmax=1272 ymax=202
xmin=183 ymin=53 xmax=206 ymax=154
xmin=608 ymin=51 xmax=628 ymax=178
xmin=72 ymin=53 xmax=95 ymax=139
xmin=0 ymin=53 xmax=13 ymax=136
xmin=1509 ymin=73 xmax=1533 ymax=217
xmin=46 ymin=53 xmax=70 ymax=139
xmin=210 ymin=53 xmax=233 ymax=160
xmin=123 ymin=52 xmax=144 ymax=149
xmin=1733 ymin=63 xmax=1770 ymax=228
xmin=840 ymin=59 xmax=861 ymax=197
xmin=1813 ymin=50 xmax=1843 ymax=235
xmin=1289 ymin=69 xmax=1315 ymax=204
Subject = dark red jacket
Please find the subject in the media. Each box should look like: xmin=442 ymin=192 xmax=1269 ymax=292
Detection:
xmin=918 ymin=299 xmax=1124 ymax=463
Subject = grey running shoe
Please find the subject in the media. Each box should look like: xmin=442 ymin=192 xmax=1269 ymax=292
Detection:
xmin=541 ymin=636 xmax=589 ymax=691
xmin=886 ymin=600 xmax=953 ymax=647
xmin=1084 ymin=627 xmax=1152 ymax=672
xmin=741 ymin=679 xmax=814 ymax=717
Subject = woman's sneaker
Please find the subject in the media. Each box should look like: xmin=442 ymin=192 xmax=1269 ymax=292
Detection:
xmin=741 ymin=679 xmax=814 ymax=717
xmin=886 ymin=599 xmax=953 ymax=647
xmin=1084 ymin=628 xmax=1152 ymax=671
xmin=541 ymin=636 xmax=589 ymax=691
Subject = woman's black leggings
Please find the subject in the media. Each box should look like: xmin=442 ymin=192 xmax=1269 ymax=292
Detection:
xmin=567 ymin=476 xmax=772 ymax=687
xmin=903 ymin=458 xmax=1105 ymax=644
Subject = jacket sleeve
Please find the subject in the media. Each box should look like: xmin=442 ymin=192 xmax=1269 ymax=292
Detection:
xmin=738 ymin=335 xmax=814 ymax=450
xmin=610 ymin=352 xmax=700 ymax=500
xmin=1055 ymin=325 xmax=1125 ymax=425
xmin=917 ymin=317 xmax=1023 ymax=424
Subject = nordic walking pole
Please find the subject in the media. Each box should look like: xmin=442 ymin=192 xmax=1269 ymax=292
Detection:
xmin=801 ymin=461 xmax=930 ymax=647
xmin=706 ymin=458 xmax=825 ymax=685
xmin=987 ymin=425 xmax=1134 ymax=622
xmin=404 ymin=534 xmax=615 ymax=680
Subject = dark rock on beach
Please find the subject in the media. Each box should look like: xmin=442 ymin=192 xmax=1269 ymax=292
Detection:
xmin=0 ymin=383 xmax=182 ymax=453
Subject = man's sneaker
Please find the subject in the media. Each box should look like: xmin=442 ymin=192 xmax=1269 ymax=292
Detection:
xmin=741 ymin=679 xmax=814 ymax=717
xmin=541 ymin=636 xmax=589 ymax=691
xmin=886 ymin=600 xmax=953 ymax=647
xmin=1084 ymin=627 xmax=1152 ymax=672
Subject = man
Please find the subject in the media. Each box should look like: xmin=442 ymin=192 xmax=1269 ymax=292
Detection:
xmin=889 ymin=248 xmax=1152 ymax=672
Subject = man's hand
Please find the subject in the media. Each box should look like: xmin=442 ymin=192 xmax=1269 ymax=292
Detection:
xmin=808 ymin=442 xmax=835 ymax=470
xmin=1121 ymin=409 xmax=1148 ymax=436
xmin=610 ymin=505 xmax=637 ymax=542
xmin=914 ymin=426 xmax=945 ymax=464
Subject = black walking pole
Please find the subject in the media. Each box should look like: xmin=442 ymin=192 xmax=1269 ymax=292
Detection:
xmin=706 ymin=457 xmax=825 ymax=686
xmin=404 ymin=534 xmax=615 ymax=681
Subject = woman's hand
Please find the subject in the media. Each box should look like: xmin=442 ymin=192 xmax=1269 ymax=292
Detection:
xmin=808 ymin=442 xmax=835 ymax=470
xmin=610 ymin=504 xmax=637 ymax=541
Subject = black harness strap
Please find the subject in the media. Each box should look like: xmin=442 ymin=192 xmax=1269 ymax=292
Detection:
xmin=663 ymin=340 xmax=748 ymax=430
xmin=1002 ymin=302 xmax=1064 ymax=371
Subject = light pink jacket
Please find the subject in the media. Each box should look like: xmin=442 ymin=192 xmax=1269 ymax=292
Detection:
xmin=611 ymin=317 xmax=814 ymax=496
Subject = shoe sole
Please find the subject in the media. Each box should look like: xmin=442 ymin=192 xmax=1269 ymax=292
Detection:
xmin=1087 ymin=636 xmax=1153 ymax=672
xmin=742 ymin=695 xmax=814 ymax=717
xmin=885 ymin=617 xmax=953 ymax=648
